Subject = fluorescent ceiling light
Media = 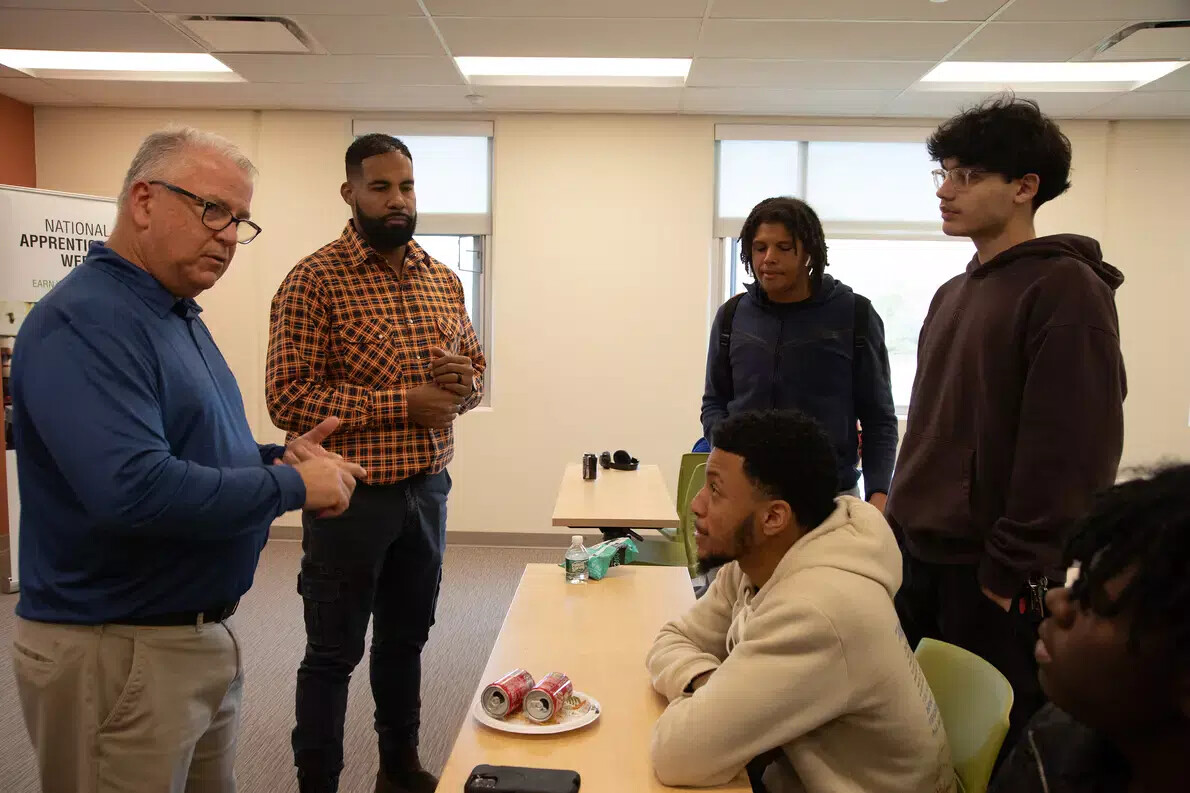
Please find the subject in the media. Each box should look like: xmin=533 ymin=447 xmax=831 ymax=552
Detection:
xmin=916 ymin=60 xmax=1187 ymax=92
xmin=0 ymin=50 xmax=241 ymax=82
xmin=455 ymin=56 xmax=692 ymax=87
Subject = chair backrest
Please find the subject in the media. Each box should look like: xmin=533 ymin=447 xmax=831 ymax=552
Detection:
xmin=676 ymin=452 xmax=709 ymax=524
xmin=915 ymin=638 xmax=1014 ymax=793
xmin=678 ymin=462 xmax=707 ymax=578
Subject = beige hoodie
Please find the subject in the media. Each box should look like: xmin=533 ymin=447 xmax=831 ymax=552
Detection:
xmin=647 ymin=497 xmax=956 ymax=793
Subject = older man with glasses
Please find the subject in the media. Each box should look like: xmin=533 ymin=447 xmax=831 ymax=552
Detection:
xmin=9 ymin=127 xmax=366 ymax=793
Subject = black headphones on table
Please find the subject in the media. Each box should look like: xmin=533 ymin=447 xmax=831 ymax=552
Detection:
xmin=600 ymin=450 xmax=639 ymax=471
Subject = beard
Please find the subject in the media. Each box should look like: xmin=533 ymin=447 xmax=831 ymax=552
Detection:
xmin=355 ymin=203 xmax=417 ymax=252
xmin=696 ymin=513 xmax=756 ymax=576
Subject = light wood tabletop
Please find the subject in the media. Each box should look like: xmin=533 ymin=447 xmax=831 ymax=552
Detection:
xmin=551 ymin=463 xmax=680 ymax=529
xmin=435 ymin=564 xmax=749 ymax=792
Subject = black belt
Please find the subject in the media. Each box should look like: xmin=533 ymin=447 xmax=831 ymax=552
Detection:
xmin=115 ymin=601 xmax=239 ymax=627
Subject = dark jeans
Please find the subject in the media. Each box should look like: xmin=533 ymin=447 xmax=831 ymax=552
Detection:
xmin=894 ymin=553 xmax=1046 ymax=767
xmin=291 ymin=472 xmax=450 ymax=790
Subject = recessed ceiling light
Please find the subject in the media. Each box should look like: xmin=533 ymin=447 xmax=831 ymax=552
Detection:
xmin=0 ymin=50 xmax=241 ymax=82
xmin=916 ymin=60 xmax=1187 ymax=92
xmin=454 ymin=56 xmax=692 ymax=87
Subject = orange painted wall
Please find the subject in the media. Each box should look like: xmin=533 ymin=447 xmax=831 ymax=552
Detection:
xmin=0 ymin=92 xmax=36 ymax=188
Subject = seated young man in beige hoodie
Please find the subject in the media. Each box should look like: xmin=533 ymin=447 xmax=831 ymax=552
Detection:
xmin=648 ymin=409 xmax=956 ymax=793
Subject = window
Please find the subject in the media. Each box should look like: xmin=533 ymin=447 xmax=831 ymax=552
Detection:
xmin=353 ymin=120 xmax=493 ymax=401
xmin=714 ymin=126 xmax=974 ymax=414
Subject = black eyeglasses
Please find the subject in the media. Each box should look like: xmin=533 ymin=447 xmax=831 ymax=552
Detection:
xmin=149 ymin=180 xmax=262 ymax=244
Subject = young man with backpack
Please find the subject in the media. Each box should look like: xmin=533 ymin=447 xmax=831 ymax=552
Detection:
xmin=701 ymin=197 xmax=898 ymax=508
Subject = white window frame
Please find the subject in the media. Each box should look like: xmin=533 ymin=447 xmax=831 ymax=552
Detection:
xmin=713 ymin=124 xmax=969 ymax=417
xmin=712 ymin=123 xmax=945 ymax=310
xmin=351 ymin=119 xmax=494 ymax=406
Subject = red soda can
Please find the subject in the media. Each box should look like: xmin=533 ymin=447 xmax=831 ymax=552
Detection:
xmin=481 ymin=668 xmax=535 ymax=719
xmin=525 ymin=672 xmax=573 ymax=723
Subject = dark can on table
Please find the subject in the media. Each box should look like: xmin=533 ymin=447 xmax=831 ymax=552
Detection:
xmin=481 ymin=668 xmax=536 ymax=719
xmin=582 ymin=453 xmax=598 ymax=481
xmin=525 ymin=672 xmax=573 ymax=723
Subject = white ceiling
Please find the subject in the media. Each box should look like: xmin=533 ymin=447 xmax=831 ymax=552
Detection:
xmin=0 ymin=0 xmax=1187 ymax=118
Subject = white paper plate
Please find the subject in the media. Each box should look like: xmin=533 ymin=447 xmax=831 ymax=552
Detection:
xmin=472 ymin=691 xmax=601 ymax=735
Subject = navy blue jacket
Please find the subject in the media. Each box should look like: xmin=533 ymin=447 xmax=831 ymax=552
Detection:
xmin=700 ymin=275 xmax=898 ymax=495
xmin=12 ymin=244 xmax=307 ymax=624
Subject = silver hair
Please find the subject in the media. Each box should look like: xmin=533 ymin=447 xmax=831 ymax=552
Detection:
xmin=118 ymin=126 xmax=256 ymax=205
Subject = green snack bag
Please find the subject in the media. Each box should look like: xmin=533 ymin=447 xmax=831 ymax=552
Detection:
xmin=584 ymin=536 xmax=638 ymax=580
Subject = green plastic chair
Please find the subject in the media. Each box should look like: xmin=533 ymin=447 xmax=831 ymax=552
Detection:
xmin=676 ymin=462 xmax=707 ymax=578
xmin=633 ymin=459 xmax=707 ymax=573
xmin=915 ymin=638 xmax=1014 ymax=793
xmin=675 ymin=452 xmax=709 ymax=526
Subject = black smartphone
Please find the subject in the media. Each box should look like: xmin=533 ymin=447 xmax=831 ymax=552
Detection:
xmin=463 ymin=764 xmax=580 ymax=793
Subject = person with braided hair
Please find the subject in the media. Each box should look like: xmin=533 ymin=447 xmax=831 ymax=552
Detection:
xmin=989 ymin=464 xmax=1190 ymax=793
xmin=700 ymin=197 xmax=898 ymax=510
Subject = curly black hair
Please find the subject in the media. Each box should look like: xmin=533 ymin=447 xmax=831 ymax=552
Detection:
xmin=738 ymin=197 xmax=829 ymax=295
xmin=927 ymin=93 xmax=1072 ymax=210
xmin=711 ymin=409 xmax=838 ymax=530
xmin=346 ymin=133 xmax=413 ymax=180
xmin=1064 ymin=464 xmax=1190 ymax=668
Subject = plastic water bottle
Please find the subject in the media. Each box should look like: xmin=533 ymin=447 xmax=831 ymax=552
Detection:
xmin=564 ymin=535 xmax=589 ymax=584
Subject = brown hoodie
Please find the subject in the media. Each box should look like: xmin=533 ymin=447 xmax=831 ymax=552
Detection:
xmin=887 ymin=234 xmax=1126 ymax=598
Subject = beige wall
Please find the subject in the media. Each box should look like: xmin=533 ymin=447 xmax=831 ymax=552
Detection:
xmin=33 ymin=107 xmax=1188 ymax=533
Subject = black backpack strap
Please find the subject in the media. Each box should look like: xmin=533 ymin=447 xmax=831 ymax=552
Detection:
xmin=853 ymin=295 xmax=870 ymax=453
xmin=714 ymin=293 xmax=745 ymax=402
xmin=853 ymin=293 xmax=870 ymax=361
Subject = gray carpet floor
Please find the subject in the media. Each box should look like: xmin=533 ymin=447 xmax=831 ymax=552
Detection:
xmin=0 ymin=542 xmax=560 ymax=793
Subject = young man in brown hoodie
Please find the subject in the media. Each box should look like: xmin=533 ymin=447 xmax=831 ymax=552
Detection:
xmin=886 ymin=95 xmax=1126 ymax=753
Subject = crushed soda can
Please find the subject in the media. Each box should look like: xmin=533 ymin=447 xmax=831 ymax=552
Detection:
xmin=525 ymin=672 xmax=573 ymax=723
xmin=481 ymin=668 xmax=536 ymax=719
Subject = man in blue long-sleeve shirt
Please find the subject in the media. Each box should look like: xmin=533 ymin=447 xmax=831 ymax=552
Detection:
xmin=9 ymin=127 xmax=365 ymax=793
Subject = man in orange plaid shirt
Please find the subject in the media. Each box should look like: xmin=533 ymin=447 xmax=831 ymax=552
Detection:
xmin=266 ymin=133 xmax=486 ymax=793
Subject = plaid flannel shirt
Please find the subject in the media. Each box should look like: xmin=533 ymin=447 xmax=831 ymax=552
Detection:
xmin=266 ymin=222 xmax=486 ymax=485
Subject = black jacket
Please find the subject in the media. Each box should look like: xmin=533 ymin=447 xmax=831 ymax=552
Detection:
xmin=989 ymin=704 xmax=1130 ymax=793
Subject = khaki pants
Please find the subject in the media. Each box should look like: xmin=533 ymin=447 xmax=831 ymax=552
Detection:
xmin=11 ymin=616 xmax=244 ymax=793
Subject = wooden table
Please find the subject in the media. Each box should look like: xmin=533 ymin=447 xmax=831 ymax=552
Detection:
xmin=435 ymin=564 xmax=749 ymax=792
xmin=551 ymin=463 xmax=680 ymax=530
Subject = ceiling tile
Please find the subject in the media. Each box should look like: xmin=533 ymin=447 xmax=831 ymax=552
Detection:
xmin=1083 ymin=91 xmax=1190 ymax=118
xmin=292 ymin=15 xmax=444 ymax=56
xmin=952 ymin=21 xmax=1127 ymax=61
xmin=698 ymin=20 xmax=978 ymax=59
xmin=0 ymin=0 xmax=138 ymax=8
xmin=711 ymin=0 xmax=1006 ymax=22
xmin=681 ymin=87 xmax=898 ymax=115
xmin=425 ymin=0 xmax=706 ymax=17
xmin=436 ymin=17 xmax=701 ymax=57
xmin=999 ymin=0 xmax=1190 ymax=22
xmin=141 ymin=0 xmax=420 ymax=14
xmin=1137 ymin=64 xmax=1190 ymax=92
xmin=474 ymin=86 xmax=683 ymax=112
xmin=0 ymin=76 xmax=84 ymax=104
xmin=50 ymin=78 xmax=474 ymax=111
xmin=0 ymin=8 xmax=202 ymax=51
xmin=217 ymin=54 xmax=461 ymax=85
xmin=688 ymin=58 xmax=932 ymax=89
xmin=885 ymin=90 xmax=1125 ymax=118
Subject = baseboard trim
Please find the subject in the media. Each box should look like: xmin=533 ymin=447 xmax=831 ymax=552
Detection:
xmin=0 ymin=538 xmax=13 ymax=593
xmin=269 ymin=524 xmax=302 ymax=542
xmin=446 ymin=531 xmax=595 ymax=548
xmin=267 ymin=526 xmax=598 ymax=549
